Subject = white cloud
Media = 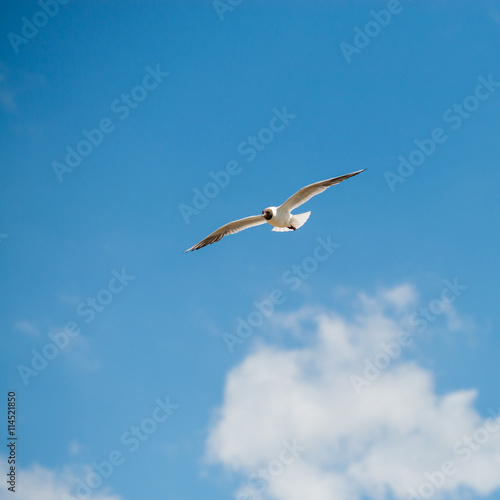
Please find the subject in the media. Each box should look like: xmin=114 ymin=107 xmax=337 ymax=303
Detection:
xmin=380 ymin=284 xmax=418 ymax=310
xmin=69 ymin=440 xmax=83 ymax=456
xmin=0 ymin=60 xmax=46 ymax=115
xmin=0 ymin=457 xmax=123 ymax=500
xmin=206 ymin=284 xmax=500 ymax=500
xmin=14 ymin=319 xmax=40 ymax=337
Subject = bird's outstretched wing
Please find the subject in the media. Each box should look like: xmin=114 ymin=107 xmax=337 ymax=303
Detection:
xmin=185 ymin=215 xmax=266 ymax=252
xmin=279 ymin=169 xmax=366 ymax=212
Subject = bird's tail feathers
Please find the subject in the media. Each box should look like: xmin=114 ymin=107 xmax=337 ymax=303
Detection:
xmin=291 ymin=211 xmax=311 ymax=229
xmin=272 ymin=226 xmax=294 ymax=232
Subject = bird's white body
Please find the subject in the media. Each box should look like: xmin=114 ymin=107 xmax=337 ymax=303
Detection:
xmin=185 ymin=169 xmax=365 ymax=252
xmin=264 ymin=206 xmax=311 ymax=232
xmin=266 ymin=206 xmax=289 ymax=229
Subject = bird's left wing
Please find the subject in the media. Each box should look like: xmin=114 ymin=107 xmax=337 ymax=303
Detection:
xmin=185 ymin=215 xmax=266 ymax=252
xmin=280 ymin=169 xmax=365 ymax=212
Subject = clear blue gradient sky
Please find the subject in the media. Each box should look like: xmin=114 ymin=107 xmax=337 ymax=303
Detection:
xmin=1 ymin=2 xmax=500 ymax=500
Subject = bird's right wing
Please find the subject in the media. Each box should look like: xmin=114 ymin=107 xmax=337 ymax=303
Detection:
xmin=185 ymin=215 xmax=266 ymax=252
xmin=280 ymin=169 xmax=366 ymax=212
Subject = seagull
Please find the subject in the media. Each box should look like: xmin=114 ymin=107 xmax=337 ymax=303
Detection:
xmin=185 ymin=169 xmax=365 ymax=252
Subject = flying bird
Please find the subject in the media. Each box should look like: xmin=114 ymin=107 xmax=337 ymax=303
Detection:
xmin=185 ymin=169 xmax=365 ymax=252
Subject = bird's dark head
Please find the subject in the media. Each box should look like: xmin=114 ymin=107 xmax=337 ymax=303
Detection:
xmin=262 ymin=208 xmax=273 ymax=220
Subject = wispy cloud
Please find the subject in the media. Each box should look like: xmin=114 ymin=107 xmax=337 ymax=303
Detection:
xmin=206 ymin=284 xmax=499 ymax=500
xmin=14 ymin=319 xmax=40 ymax=337
xmin=0 ymin=61 xmax=17 ymax=113
xmin=0 ymin=456 xmax=123 ymax=500
xmin=0 ymin=60 xmax=46 ymax=115
xmin=68 ymin=440 xmax=83 ymax=456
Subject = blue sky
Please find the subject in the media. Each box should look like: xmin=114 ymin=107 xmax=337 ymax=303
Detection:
xmin=1 ymin=1 xmax=500 ymax=499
